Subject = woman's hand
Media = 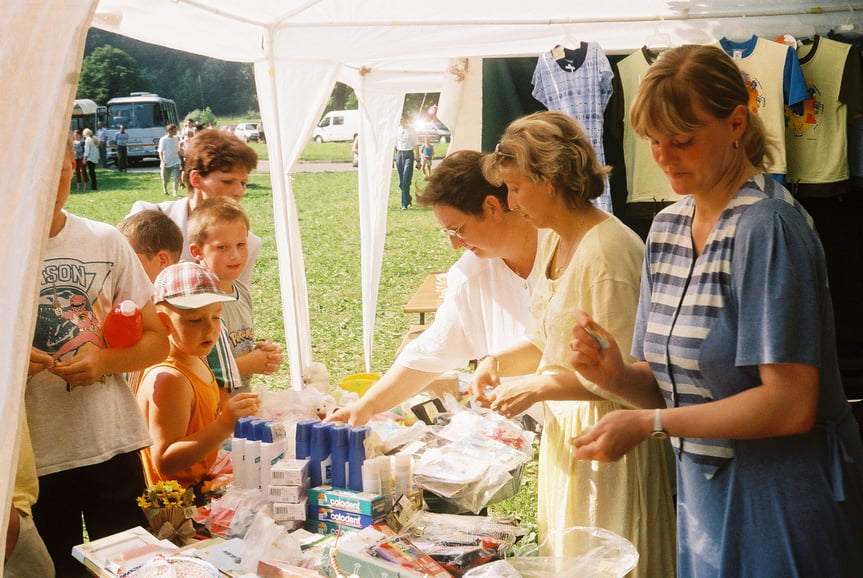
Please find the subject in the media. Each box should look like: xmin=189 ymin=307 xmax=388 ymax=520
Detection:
xmin=468 ymin=355 xmax=500 ymax=407
xmin=571 ymin=409 xmax=652 ymax=462
xmin=569 ymin=310 xmax=625 ymax=391
xmin=325 ymin=403 xmax=370 ymax=428
xmin=488 ymin=376 xmax=538 ymax=419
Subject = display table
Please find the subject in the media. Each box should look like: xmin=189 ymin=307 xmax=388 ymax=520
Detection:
xmin=403 ymin=271 xmax=447 ymax=324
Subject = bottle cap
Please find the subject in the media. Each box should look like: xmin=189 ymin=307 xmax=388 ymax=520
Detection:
xmin=349 ymin=425 xmax=370 ymax=450
xmin=260 ymin=421 xmax=275 ymax=444
xmin=234 ymin=416 xmax=251 ymax=438
xmin=119 ymin=300 xmax=138 ymax=316
xmin=332 ymin=423 xmax=350 ymax=447
xmin=295 ymin=419 xmax=318 ymax=442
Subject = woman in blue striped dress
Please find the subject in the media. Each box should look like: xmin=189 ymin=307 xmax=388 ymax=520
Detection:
xmin=569 ymin=44 xmax=863 ymax=577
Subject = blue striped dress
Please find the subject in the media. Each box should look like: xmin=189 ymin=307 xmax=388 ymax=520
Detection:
xmin=633 ymin=175 xmax=863 ymax=576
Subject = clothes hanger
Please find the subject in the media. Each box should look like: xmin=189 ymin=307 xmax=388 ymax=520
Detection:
xmin=834 ymin=6 xmax=863 ymax=37
xmin=724 ymin=12 xmax=753 ymax=44
xmin=644 ymin=20 xmax=672 ymax=51
xmin=552 ymin=44 xmax=566 ymax=60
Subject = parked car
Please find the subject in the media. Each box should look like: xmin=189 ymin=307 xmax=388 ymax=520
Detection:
xmin=234 ymin=122 xmax=260 ymax=142
xmin=412 ymin=119 xmax=451 ymax=143
xmin=313 ymin=110 xmax=359 ymax=143
xmin=222 ymin=123 xmax=237 ymax=134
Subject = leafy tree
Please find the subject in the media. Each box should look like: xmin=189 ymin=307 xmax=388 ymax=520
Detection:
xmin=185 ymin=107 xmax=217 ymax=127
xmin=77 ymin=45 xmax=150 ymax=103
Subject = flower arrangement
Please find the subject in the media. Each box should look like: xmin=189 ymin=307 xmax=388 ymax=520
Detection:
xmin=138 ymin=481 xmax=197 ymax=546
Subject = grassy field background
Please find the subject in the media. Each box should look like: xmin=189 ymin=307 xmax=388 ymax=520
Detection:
xmin=66 ymin=146 xmax=537 ymax=530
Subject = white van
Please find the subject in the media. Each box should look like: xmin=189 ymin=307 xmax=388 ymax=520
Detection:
xmin=313 ymin=110 xmax=359 ymax=143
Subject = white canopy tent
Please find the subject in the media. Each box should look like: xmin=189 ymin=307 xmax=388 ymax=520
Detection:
xmin=2 ymin=0 xmax=861 ymax=555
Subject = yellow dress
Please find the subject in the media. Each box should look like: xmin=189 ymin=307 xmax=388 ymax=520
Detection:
xmin=528 ymin=216 xmax=676 ymax=578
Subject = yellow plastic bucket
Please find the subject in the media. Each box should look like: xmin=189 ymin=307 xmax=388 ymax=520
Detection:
xmin=338 ymin=373 xmax=381 ymax=397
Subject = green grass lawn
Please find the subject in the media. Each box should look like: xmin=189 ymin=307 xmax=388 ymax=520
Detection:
xmin=66 ymin=157 xmax=537 ymax=531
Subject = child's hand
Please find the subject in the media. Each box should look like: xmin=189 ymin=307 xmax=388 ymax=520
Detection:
xmin=51 ymin=344 xmax=105 ymax=387
xmin=221 ymin=392 xmax=260 ymax=426
xmin=255 ymin=341 xmax=283 ymax=375
xmin=28 ymin=347 xmax=54 ymax=377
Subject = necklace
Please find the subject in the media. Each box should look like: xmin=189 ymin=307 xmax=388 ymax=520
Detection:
xmin=553 ymin=212 xmax=587 ymax=276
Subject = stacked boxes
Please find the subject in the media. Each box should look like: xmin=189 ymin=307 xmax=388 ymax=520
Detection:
xmin=269 ymin=458 xmax=310 ymax=523
xmin=305 ymin=485 xmax=387 ymax=535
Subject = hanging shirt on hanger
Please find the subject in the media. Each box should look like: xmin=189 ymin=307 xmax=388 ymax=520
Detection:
xmin=785 ymin=35 xmax=863 ymax=197
xmin=718 ymin=35 xmax=809 ymax=180
xmin=618 ymin=47 xmax=682 ymax=216
xmin=532 ymin=42 xmax=614 ymax=214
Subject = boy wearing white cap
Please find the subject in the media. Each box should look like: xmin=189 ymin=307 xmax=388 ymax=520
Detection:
xmin=136 ymin=262 xmax=260 ymax=493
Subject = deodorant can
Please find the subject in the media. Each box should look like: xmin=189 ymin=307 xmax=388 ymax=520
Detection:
xmin=347 ymin=425 xmax=370 ymax=492
xmin=330 ymin=423 xmax=350 ymax=489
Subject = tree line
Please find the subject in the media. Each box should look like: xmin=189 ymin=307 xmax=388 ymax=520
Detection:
xmin=79 ymin=29 xmax=258 ymax=120
xmin=78 ymin=29 xmax=438 ymax=124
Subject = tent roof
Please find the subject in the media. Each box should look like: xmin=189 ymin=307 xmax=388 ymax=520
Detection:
xmin=94 ymin=0 xmax=859 ymax=70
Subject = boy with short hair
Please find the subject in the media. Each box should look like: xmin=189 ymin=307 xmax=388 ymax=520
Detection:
xmin=189 ymin=197 xmax=283 ymax=393
xmin=118 ymin=209 xmax=242 ymax=395
xmin=27 ymin=133 xmax=171 ymax=577
xmin=117 ymin=209 xmax=184 ymax=282
xmin=137 ymin=262 xmax=260 ymax=490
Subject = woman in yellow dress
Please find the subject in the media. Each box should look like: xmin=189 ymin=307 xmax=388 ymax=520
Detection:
xmin=471 ymin=111 xmax=676 ymax=577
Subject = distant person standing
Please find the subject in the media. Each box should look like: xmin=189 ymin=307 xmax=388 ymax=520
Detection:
xmin=158 ymin=124 xmax=181 ymax=197
xmin=421 ymin=137 xmax=434 ymax=178
xmin=115 ymin=125 xmax=129 ymax=172
xmin=82 ymin=128 xmax=99 ymax=190
xmin=96 ymin=121 xmax=108 ymax=168
xmin=72 ymin=130 xmax=88 ymax=191
xmin=395 ymin=115 xmax=419 ymax=210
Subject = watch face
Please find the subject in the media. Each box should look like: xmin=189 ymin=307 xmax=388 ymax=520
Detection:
xmin=651 ymin=431 xmax=669 ymax=440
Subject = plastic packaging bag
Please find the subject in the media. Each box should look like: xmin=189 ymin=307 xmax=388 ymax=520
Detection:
xmin=239 ymin=510 xmax=301 ymax=575
xmin=498 ymin=526 xmax=639 ymax=578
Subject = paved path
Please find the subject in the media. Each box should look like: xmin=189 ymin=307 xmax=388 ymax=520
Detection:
xmin=117 ymin=159 xmax=356 ymax=174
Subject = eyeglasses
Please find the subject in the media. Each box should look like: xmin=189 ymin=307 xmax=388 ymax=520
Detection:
xmin=441 ymin=215 xmax=471 ymax=241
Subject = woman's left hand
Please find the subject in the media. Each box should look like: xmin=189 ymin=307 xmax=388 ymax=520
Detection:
xmin=488 ymin=376 xmax=537 ymax=419
xmin=571 ymin=409 xmax=651 ymax=462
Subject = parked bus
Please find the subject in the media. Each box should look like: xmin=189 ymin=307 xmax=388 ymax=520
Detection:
xmin=70 ymin=99 xmax=106 ymax=133
xmin=104 ymin=92 xmax=179 ymax=165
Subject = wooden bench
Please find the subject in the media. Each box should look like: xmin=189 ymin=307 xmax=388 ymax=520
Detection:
xmin=403 ymin=270 xmax=447 ymax=324
xmin=394 ymin=324 xmax=430 ymax=360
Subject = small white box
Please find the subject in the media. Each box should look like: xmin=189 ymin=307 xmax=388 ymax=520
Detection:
xmin=268 ymin=479 xmax=309 ymax=503
xmin=270 ymin=458 xmax=310 ymax=486
xmin=271 ymin=498 xmax=307 ymax=521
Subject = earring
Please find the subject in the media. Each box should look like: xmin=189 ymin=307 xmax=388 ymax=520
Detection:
xmin=733 ymin=140 xmax=740 ymax=150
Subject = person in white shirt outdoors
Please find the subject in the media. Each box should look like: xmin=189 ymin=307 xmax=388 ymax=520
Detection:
xmin=127 ymin=129 xmax=261 ymax=288
xmin=115 ymin=125 xmax=129 ymax=172
xmin=395 ymin=115 xmax=420 ymax=210
xmin=82 ymin=128 xmax=99 ymax=190
xmin=96 ymin=120 xmax=108 ymax=168
xmin=326 ymin=150 xmax=540 ymax=426
xmin=158 ymin=124 xmax=182 ymax=197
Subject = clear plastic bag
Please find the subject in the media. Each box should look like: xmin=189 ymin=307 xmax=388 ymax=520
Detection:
xmin=497 ymin=526 xmax=640 ymax=578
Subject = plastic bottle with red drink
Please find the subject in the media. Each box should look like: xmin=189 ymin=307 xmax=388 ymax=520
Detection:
xmin=102 ymin=299 xmax=143 ymax=348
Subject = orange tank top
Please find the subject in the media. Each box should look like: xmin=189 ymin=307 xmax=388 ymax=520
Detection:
xmin=138 ymin=357 xmax=220 ymax=488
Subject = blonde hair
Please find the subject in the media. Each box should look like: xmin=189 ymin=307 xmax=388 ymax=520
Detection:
xmin=82 ymin=127 xmax=99 ymax=147
xmin=630 ymin=44 xmax=772 ymax=171
xmin=481 ymin=111 xmax=610 ymax=210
